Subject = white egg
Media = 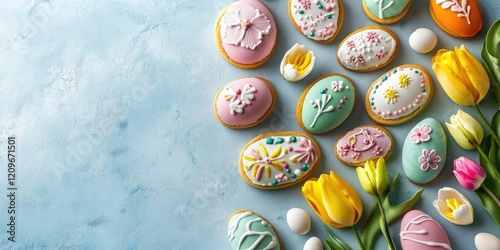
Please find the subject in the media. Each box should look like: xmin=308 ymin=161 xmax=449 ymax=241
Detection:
xmin=286 ymin=208 xmax=311 ymax=235
xmin=408 ymin=28 xmax=438 ymax=54
xmin=304 ymin=236 xmax=323 ymax=250
xmin=475 ymin=232 xmax=500 ymax=250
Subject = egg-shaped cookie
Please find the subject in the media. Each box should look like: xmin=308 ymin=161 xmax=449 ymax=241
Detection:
xmin=362 ymin=0 xmax=412 ymax=24
xmin=335 ymin=125 xmax=394 ymax=167
xmin=288 ymin=0 xmax=344 ymax=44
xmin=402 ymin=118 xmax=447 ymax=185
xmin=239 ymin=131 xmax=321 ymax=189
xmin=228 ymin=210 xmax=281 ymax=250
xmin=337 ymin=26 xmax=398 ymax=72
xmin=429 ymin=0 xmax=482 ymax=38
xmin=400 ymin=210 xmax=452 ymax=250
xmin=214 ymin=77 xmax=276 ymax=129
xmin=215 ymin=0 xmax=277 ymax=69
xmin=365 ymin=64 xmax=433 ymax=125
xmin=297 ymin=74 xmax=357 ymax=134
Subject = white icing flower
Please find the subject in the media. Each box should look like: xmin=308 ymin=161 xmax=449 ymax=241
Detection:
xmin=222 ymin=4 xmax=271 ymax=50
xmin=433 ymin=187 xmax=474 ymax=225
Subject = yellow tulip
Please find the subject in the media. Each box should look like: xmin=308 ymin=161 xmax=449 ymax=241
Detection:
xmin=301 ymin=171 xmax=363 ymax=228
xmin=356 ymin=157 xmax=389 ymax=195
xmin=432 ymin=45 xmax=490 ymax=106
xmin=446 ymin=109 xmax=484 ymax=150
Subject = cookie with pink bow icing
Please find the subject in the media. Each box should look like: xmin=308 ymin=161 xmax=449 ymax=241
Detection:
xmin=334 ymin=125 xmax=394 ymax=167
xmin=288 ymin=0 xmax=344 ymax=44
xmin=215 ymin=0 xmax=277 ymax=69
xmin=239 ymin=131 xmax=321 ymax=189
xmin=214 ymin=77 xmax=276 ymax=129
xmin=365 ymin=64 xmax=434 ymax=125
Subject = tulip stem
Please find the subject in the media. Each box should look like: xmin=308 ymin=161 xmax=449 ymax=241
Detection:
xmin=351 ymin=225 xmax=365 ymax=250
xmin=481 ymin=184 xmax=500 ymax=207
xmin=476 ymin=146 xmax=500 ymax=182
xmin=473 ymin=105 xmax=500 ymax=147
xmin=376 ymin=195 xmax=396 ymax=250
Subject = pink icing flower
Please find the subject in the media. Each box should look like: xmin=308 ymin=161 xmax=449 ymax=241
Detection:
xmin=346 ymin=40 xmax=355 ymax=50
xmin=411 ymin=124 xmax=432 ymax=144
xmin=223 ymin=4 xmax=271 ymax=50
xmin=453 ymin=157 xmax=486 ymax=191
xmin=346 ymin=55 xmax=356 ymax=64
xmin=298 ymin=0 xmax=311 ymax=10
xmin=292 ymin=139 xmax=317 ymax=164
xmin=351 ymin=152 xmax=360 ymax=160
xmin=366 ymin=31 xmax=379 ymax=44
xmin=373 ymin=128 xmax=384 ymax=138
xmin=276 ymin=173 xmax=287 ymax=183
xmin=338 ymin=143 xmax=351 ymax=156
xmin=356 ymin=55 xmax=366 ymax=66
xmin=373 ymin=146 xmax=382 ymax=156
xmin=375 ymin=48 xmax=387 ymax=59
xmin=419 ymin=149 xmax=441 ymax=171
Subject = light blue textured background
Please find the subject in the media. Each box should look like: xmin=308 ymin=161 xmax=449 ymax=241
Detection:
xmin=0 ymin=0 xmax=498 ymax=249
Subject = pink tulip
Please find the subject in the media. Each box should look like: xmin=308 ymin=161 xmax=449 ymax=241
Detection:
xmin=453 ymin=157 xmax=486 ymax=191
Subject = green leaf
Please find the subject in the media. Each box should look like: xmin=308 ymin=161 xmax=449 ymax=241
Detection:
xmin=324 ymin=224 xmax=352 ymax=250
xmin=481 ymin=20 xmax=500 ymax=103
xmin=324 ymin=240 xmax=347 ymax=250
xmin=361 ymin=173 xmax=424 ymax=250
xmin=475 ymin=186 xmax=500 ymax=226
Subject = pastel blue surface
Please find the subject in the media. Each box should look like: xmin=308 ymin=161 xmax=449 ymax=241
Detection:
xmin=0 ymin=0 xmax=498 ymax=249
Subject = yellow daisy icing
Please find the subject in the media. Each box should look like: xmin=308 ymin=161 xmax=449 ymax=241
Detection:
xmin=398 ymin=74 xmax=411 ymax=88
xmin=384 ymin=87 xmax=399 ymax=104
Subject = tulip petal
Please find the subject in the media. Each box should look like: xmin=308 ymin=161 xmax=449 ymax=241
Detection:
xmin=453 ymin=170 xmax=480 ymax=190
xmin=302 ymin=177 xmax=337 ymax=226
xmin=456 ymin=110 xmax=484 ymax=145
xmin=376 ymin=157 xmax=389 ymax=194
xmin=433 ymin=62 xmax=475 ymax=106
xmin=457 ymin=45 xmax=490 ymax=103
xmin=356 ymin=166 xmax=375 ymax=195
xmin=446 ymin=122 xmax=476 ymax=149
xmin=434 ymin=187 xmax=474 ymax=225
xmin=329 ymin=171 xmax=363 ymax=226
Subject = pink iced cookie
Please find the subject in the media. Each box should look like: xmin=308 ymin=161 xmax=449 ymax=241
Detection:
xmin=400 ymin=210 xmax=452 ymax=250
xmin=215 ymin=0 xmax=277 ymax=69
xmin=214 ymin=77 xmax=276 ymax=129
xmin=334 ymin=125 xmax=394 ymax=167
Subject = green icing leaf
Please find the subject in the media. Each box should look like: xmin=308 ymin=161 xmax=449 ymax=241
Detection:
xmin=481 ymin=20 xmax=500 ymax=103
xmin=361 ymin=173 xmax=424 ymax=250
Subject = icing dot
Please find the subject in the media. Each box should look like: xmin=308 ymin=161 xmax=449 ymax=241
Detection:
xmin=291 ymin=174 xmax=297 ymax=179
xmin=299 ymin=16 xmax=303 ymax=21
xmin=309 ymin=32 xmax=315 ymax=37
xmin=345 ymin=86 xmax=349 ymax=90
xmin=309 ymin=100 xmax=314 ymax=104
xmin=272 ymin=180 xmax=279 ymax=186
xmin=265 ymin=158 xmax=271 ymax=164
xmin=340 ymin=99 xmax=344 ymax=104
xmin=266 ymin=138 xmax=274 ymax=144
xmin=332 ymin=3 xmax=337 ymax=8
xmin=378 ymin=111 xmax=382 ymax=115
xmin=327 ymin=14 xmax=333 ymax=19
xmin=298 ymin=9 xmax=304 ymax=14
xmin=415 ymin=99 xmax=420 ymax=104
xmin=398 ymin=110 xmax=403 ymax=114
xmin=288 ymin=147 xmax=293 ymax=151
xmin=415 ymin=70 xmax=419 ymax=74
xmin=344 ymin=96 xmax=347 ymax=100
xmin=337 ymin=105 xmax=342 ymax=109
xmin=311 ymin=28 xmax=316 ymax=32
xmin=301 ymin=164 xmax=309 ymax=171
xmin=302 ymin=25 xmax=308 ymax=31
xmin=285 ymin=168 xmax=291 ymax=173
xmin=418 ymin=94 xmax=423 ymax=99
xmin=382 ymin=76 xmax=388 ymax=82
xmin=421 ymin=84 xmax=425 ymax=88
xmin=375 ymin=85 xmax=379 ymax=89
xmin=283 ymin=163 xmax=289 ymax=168
xmin=409 ymin=104 xmax=414 ymax=109
xmin=326 ymin=29 xmax=332 ymax=35
xmin=403 ymin=107 xmax=407 ymax=111
xmin=235 ymin=89 xmax=241 ymax=95
xmin=313 ymin=0 xmax=319 ymax=3
xmin=290 ymin=136 xmax=297 ymax=142
xmin=276 ymin=138 xmax=284 ymax=144
xmin=318 ymin=3 xmax=323 ymax=9
xmin=320 ymin=89 xmax=325 ymax=94
xmin=427 ymin=157 xmax=432 ymax=163
xmin=294 ymin=169 xmax=303 ymax=177
xmin=421 ymin=88 xmax=426 ymax=93
xmin=372 ymin=105 xmax=376 ymax=109
xmin=387 ymin=111 xmax=392 ymax=116
xmin=325 ymin=6 xmax=331 ymax=11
